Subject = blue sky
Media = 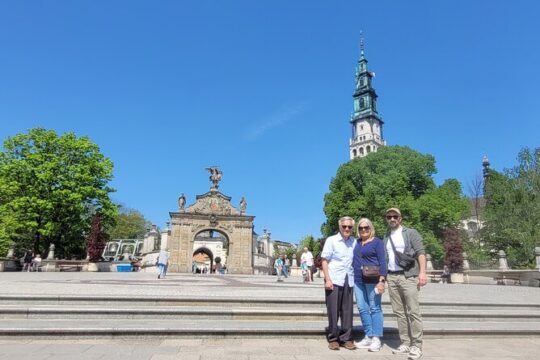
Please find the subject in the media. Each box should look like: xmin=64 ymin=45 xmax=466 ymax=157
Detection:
xmin=1 ymin=1 xmax=539 ymax=243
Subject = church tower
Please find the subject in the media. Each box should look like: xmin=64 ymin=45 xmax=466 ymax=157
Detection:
xmin=349 ymin=37 xmax=385 ymax=159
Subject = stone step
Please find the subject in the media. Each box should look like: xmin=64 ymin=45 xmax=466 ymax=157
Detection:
xmin=0 ymin=318 xmax=539 ymax=338
xmin=1 ymin=305 xmax=539 ymax=322
xmin=1 ymin=295 xmax=539 ymax=311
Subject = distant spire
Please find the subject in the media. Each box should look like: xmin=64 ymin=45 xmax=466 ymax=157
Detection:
xmin=359 ymin=31 xmax=365 ymax=57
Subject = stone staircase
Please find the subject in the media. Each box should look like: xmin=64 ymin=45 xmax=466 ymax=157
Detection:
xmin=1 ymin=294 xmax=539 ymax=338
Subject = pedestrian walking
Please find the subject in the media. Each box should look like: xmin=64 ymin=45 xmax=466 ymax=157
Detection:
xmin=156 ymin=248 xmax=170 ymax=279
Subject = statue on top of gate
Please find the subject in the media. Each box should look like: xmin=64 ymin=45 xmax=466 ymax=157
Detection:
xmin=206 ymin=166 xmax=223 ymax=191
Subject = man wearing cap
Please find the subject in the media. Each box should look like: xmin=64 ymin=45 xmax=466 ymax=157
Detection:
xmin=383 ymin=208 xmax=427 ymax=360
xmin=321 ymin=216 xmax=356 ymax=351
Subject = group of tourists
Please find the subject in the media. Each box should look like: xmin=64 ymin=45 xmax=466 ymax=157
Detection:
xmin=321 ymin=207 xmax=426 ymax=360
xmin=273 ymin=254 xmax=289 ymax=282
xmin=21 ymin=250 xmax=42 ymax=272
xmin=274 ymin=247 xmax=317 ymax=283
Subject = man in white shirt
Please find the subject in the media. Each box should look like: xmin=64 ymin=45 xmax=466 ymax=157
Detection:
xmin=157 ymin=248 xmax=170 ymax=279
xmin=384 ymin=208 xmax=427 ymax=360
xmin=321 ymin=216 xmax=356 ymax=351
xmin=300 ymin=247 xmax=314 ymax=282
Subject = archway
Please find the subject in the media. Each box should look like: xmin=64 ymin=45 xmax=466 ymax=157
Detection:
xmin=192 ymin=247 xmax=213 ymax=274
xmin=193 ymin=229 xmax=229 ymax=273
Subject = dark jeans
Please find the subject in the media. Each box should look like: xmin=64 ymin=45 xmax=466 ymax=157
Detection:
xmin=325 ymin=277 xmax=354 ymax=343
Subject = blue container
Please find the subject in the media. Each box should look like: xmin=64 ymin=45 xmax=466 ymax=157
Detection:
xmin=116 ymin=264 xmax=132 ymax=272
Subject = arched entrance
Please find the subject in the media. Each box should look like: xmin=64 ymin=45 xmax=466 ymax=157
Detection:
xmin=193 ymin=229 xmax=229 ymax=273
xmin=192 ymin=247 xmax=213 ymax=273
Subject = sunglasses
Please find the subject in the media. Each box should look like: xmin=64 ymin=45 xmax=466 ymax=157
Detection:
xmin=341 ymin=225 xmax=353 ymax=230
xmin=386 ymin=215 xmax=400 ymax=220
xmin=358 ymin=226 xmax=370 ymax=231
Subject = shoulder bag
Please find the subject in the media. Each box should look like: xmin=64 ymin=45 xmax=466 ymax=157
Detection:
xmin=360 ymin=240 xmax=380 ymax=279
xmin=388 ymin=235 xmax=416 ymax=270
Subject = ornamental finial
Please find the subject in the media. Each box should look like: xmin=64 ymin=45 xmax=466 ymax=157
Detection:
xmin=359 ymin=31 xmax=365 ymax=56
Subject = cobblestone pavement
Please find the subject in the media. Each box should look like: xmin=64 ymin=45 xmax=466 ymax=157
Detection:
xmin=0 ymin=337 xmax=538 ymax=360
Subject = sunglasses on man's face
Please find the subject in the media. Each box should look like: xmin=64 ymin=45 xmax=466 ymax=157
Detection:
xmin=341 ymin=225 xmax=353 ymax=230
xmin=386 ymin=215 xmax=400 ymax=220
xmin=358 ymin=226 xmax=370 ymax=231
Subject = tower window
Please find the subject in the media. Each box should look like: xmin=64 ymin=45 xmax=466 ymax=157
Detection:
xmin=367 ymin=145 xmax=371 ymax=153
xmin=352 ymin=149 xmax=357 ymax=157
xmin=359 ymin=147 xmax=365 ymax=155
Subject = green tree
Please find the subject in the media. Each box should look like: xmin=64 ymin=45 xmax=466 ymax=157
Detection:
xmin=322 ymin=146 xmax=469 ymax=262
xmin=0 ymin=128 xmax=117 ymax=258
xmin=482 ymin=147 xmax=540 ymax=268
xmin=110 ymin=206 xmax=151 ymax=239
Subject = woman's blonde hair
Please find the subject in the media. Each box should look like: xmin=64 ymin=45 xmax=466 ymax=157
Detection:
xmin=357 ymin=217 xmax=376 ymax=239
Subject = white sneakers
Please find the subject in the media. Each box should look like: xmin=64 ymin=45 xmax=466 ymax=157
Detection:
xmin=391 ymin=344 xmax=423 ymax=359
xmin=392 ymin=344 xmax=410 ymax=354
xmin=354 ymin=336 xmax=382 ymax=352
xmin=354 ymin=336 xmax=372 ymax=348
xmin=408 ymin=346 xmax=423 ymax=359
xmin=368 ymin=337 xmax=382 ymax=352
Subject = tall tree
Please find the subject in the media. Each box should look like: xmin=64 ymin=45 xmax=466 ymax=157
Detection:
xmin=482 ymin=147 xmax=540 ymax=268
xmin=322 ymin=146 xmax=469 ymax=262
xmin=0 ymin=128 xmax=117 ymax=258
xmin=110 ymin=206 xmax=151 ymax=239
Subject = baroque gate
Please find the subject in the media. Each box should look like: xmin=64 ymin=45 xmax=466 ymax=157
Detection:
xmin=167 ymin=168 xmax=254 ymax=274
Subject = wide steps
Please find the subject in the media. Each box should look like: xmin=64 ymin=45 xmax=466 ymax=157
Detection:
xmin=1 ymin=318 xmax=539 ymax=338
xmin=1 ymin=295 xmax=540 ymax=338
xmin=1 ymin=304 xmax=539 ymax=322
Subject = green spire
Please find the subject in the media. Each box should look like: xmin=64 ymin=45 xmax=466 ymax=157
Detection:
xmin=352 ymin=34 xmax=379 ymax=120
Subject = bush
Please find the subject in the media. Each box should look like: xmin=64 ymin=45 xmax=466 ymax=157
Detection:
xmin=444 ymin=227 xmax=463 ymax=273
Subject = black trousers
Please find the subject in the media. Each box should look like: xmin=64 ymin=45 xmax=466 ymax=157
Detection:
xmin=325 ymin=277 xmax=353 ymax=343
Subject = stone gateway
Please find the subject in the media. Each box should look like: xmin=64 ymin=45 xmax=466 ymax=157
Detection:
xmin=167 ymin=169 xmax=255 ymax=274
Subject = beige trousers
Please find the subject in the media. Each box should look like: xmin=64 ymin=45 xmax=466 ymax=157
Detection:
xmin=387 ymin=273 xmax=423 ymax=349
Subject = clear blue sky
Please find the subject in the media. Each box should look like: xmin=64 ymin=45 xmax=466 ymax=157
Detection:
xmin=1 ymin=1 xmax=538 ymax=243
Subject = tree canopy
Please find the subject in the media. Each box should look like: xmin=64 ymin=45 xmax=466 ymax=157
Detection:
xmin=322 ymin=146 xmax=469 ymax=261
xmin=0 ymin=128 xmax=117 ymax=258
xmin=482 ymin=147 xmax=540 ymax=268
xmin=109 ymin=206 xmax=151 ymax=240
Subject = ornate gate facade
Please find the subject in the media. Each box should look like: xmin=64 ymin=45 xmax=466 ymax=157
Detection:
xmin=167 ymin=168 xmax=255 ymax=274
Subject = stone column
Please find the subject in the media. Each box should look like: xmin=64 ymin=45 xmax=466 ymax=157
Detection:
xmin=535 ymin=247 xmax=540 ymax=271
xmin=498 ymin=250 xmax=508 ymax=271
xmin=462 ymin=252 xmax=470 ymax=284
xmin=426 ymin=254 xmax=433 ymax=271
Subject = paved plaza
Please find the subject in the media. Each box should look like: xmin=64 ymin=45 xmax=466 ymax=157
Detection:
xmin=1 ymin=272 xmax=539 ymax=359
xmin=1 ymin=337 xmax=539 ymax=360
